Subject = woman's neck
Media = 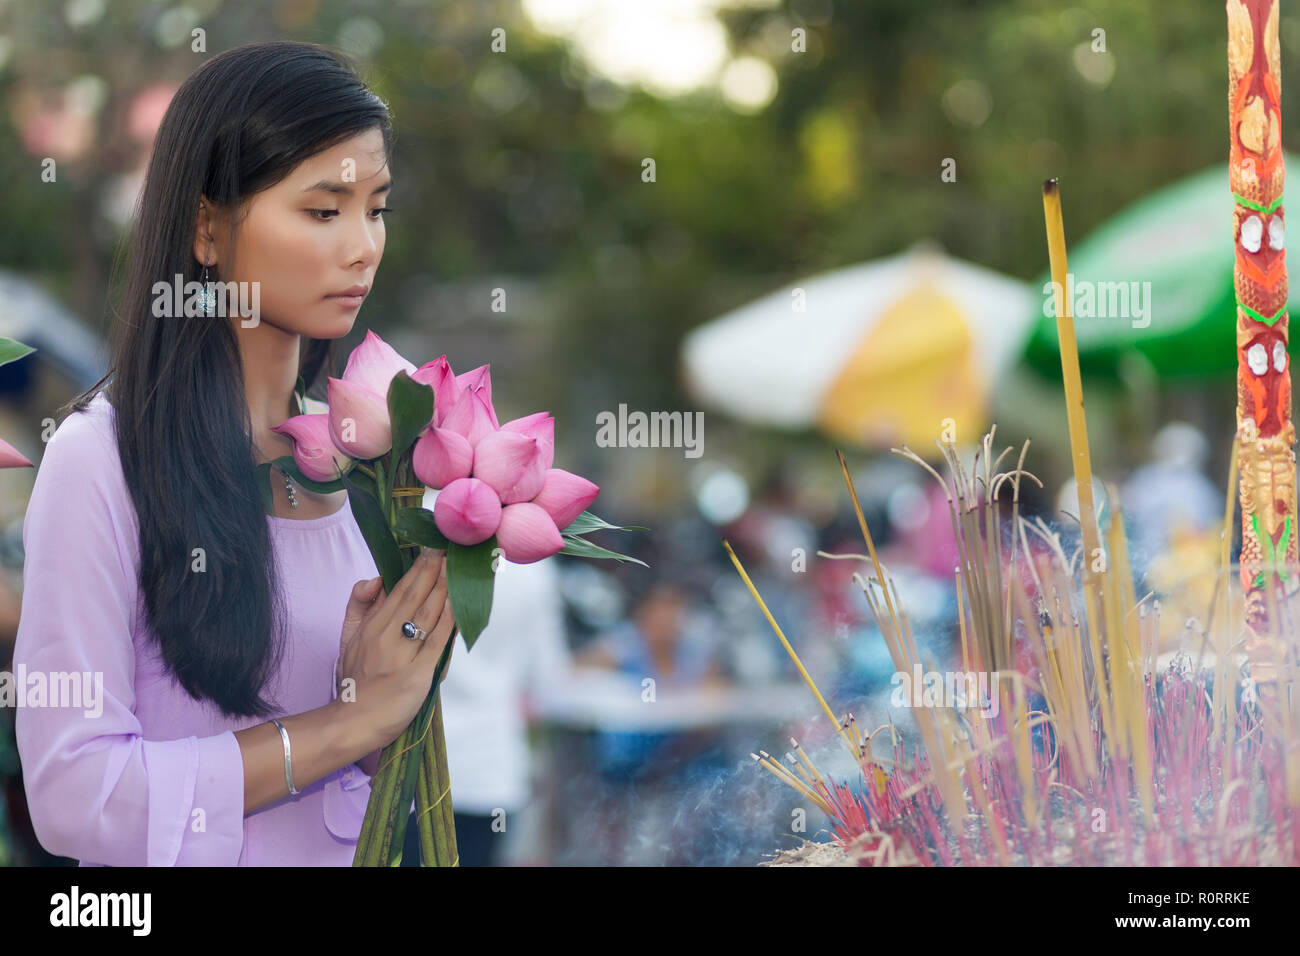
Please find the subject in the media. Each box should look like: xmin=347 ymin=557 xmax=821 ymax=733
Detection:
xmin=236 ymin=319 xmax=303 ymax=434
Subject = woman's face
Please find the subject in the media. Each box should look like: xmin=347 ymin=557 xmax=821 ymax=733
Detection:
xmin=197 ymin=127 xmax=390 ymax=340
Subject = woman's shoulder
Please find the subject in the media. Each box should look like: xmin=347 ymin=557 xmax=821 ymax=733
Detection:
xmin=44 ymin=391 xmax=120 ymax=468
xmin=33 ymin=391 xmax=129 ymax=509
xmin=23 ymin=390 xmax=139 ymax=588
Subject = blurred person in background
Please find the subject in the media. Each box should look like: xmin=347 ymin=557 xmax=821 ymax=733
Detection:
xmin=576 ymin=576 xmax=727 ymax=693
xmin=1122 ymin=422 xmax=1221 ymax=568
xmin=575 ymin=569 xmax=729 ymax=781
xmin=1121 ymin=422 xmax=1223 ymax=651
xmin=571 ymin=567 xmax=731 ymax=864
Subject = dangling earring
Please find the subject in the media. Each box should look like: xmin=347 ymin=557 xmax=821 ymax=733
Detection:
xmin=200 ymin=263 xmax=216 ymax=317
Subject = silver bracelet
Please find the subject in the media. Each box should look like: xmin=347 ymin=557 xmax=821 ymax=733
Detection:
xmin=270 ymin=718 xmax=299 ymax=795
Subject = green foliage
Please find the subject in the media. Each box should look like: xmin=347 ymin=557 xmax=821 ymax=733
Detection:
xmin=386 ymin=371 xmax=434 ymax=466
xmin=446 ymin=537 xmax=498 ymax=650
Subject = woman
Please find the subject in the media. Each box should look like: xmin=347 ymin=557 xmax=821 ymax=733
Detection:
xmin=12 ymin=41 xmax=455 ymax=865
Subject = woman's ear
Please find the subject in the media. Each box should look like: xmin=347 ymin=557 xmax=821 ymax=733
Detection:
xmin=193 ymin=195 xmax=220 ymax=268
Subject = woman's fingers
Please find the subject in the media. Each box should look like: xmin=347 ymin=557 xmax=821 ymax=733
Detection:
xmin=416 ymin=566 xmax=457 ymax=667
xmin=404 ymin=558 xmax=448 ymax=660
xmin=383 ymin=547 xmax=437 ymax=608
xmin=372 ymin=549 xmax=443 ymax=637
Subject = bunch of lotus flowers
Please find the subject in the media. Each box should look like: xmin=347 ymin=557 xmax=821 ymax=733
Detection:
xmin=271 ymin=330 xmax=600 ymax=564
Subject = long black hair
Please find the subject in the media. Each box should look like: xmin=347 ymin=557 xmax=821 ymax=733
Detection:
xmin=64 ymin=41 xmax=393 ymax=718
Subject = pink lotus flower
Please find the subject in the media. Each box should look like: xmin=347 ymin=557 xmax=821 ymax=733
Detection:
xmin=433 ymin=477 xmax=502 ymax=545
xmin=327 ymin=376 xmax=393 ymax=459
xmin=495 ymin=502 xmax=564 ymax=563
xmin=0 ymin=437 xmax=32 ymax=469
xmin=412 ymin=425 xmax=473 ymax=490
xmin=501 ymin=412 xmax=555 ymax=470
xmin=270 ymin=413 xmax=353 ymax=482
xmin=344 ymin=329 xmax=417 ymax=399
xmin=531 ymin=468 xmax=600 ymax=531
xmin=441 ymin=386 xmax=499 ymax=447
xmin=455 ymin=364 xmax=493 ymax=407
xmin=471 ymin=430 xmax=547 ymax=504
xmin=325 ymin=330 xmax=420 ymax=459
xmin=412 ymin=355 xmax=459 ymax=427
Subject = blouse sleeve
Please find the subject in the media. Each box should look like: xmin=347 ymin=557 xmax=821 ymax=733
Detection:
xmin=13 ymin=407 xmax=246 ymax=866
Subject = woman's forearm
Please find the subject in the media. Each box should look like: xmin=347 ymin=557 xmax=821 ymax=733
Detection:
xmin=235 ymin=699 xmax=377 ymax=814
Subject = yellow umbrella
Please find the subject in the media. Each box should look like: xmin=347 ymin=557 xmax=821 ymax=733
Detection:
xmin=681 ymin=244 xmax=1035 ymax=452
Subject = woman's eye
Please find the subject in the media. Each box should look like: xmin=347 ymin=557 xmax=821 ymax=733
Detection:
xmin=307 ymin=208 xmax=391 ymax=221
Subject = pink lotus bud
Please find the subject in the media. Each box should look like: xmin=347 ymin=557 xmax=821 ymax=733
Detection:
xmin=455 ymin=364 xmax=492 ymax=405
xmin=271 ymin=413 xmax=353 ymax=482
xmin=441 ymin=387 xmax=498 ymax=447
xmin=412 ymin=425 xmax=474 ymax=490
xmin=495 ymin=502 xmax=564 ymax=564
xmin=0 ymin=437 xmax=32 ymax=469
xmin=531 ymin=468 xmax=600 ymax=530
xmin=501 ymin=412 xmax=555 ymax=471
xmin=471 ymin=429 xmax=547 ymax=504
xmin=452 ymin=365 xmax=498 ymax=429
xmin=433 ymin=477 xmax=502 ymax=546
xmin=327 ymin=377 xmax=392 ymax=459
xmin=342 ymin=329 xmax=416 ymax=401
xmin=412 ymin=355 xmax=460 ymax=426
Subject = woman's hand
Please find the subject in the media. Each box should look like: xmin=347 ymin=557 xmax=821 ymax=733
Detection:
xmin=336 ymin=548 xmax=456 ymax=752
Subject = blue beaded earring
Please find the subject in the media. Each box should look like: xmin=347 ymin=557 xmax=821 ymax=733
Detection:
xmin=200 ymin=263 xmax=216 ymax=316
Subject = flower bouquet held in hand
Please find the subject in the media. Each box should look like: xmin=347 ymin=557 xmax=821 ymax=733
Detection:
xmin=259 ymin=330 xmax=643 ymax=866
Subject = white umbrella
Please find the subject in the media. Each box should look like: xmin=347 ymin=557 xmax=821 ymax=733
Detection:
xmin=681 ymin=242 xmax=1036 ymax=451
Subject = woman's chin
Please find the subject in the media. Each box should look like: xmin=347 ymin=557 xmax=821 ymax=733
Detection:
xmin=303 ymin=311 xmax=361 ymax=340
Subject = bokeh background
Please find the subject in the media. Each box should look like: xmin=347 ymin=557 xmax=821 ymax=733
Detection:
xmin=0 ymin=0 xmax=1267 ymax=864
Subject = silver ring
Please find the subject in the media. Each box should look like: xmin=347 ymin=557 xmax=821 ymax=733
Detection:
xmin=401 ymin=620 xmax=427 ymax=641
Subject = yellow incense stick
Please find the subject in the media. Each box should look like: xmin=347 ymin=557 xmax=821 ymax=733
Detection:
xmin=1042 ymin=180 xmax=1105 ymax=615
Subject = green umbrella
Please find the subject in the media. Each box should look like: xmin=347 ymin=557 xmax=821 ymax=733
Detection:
xmin=1023 ymin=155 xmax=1300 ymax=379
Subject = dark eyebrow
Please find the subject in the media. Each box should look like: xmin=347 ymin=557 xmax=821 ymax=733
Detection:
xmin=301 ymin=179 xmax=393 ymax=196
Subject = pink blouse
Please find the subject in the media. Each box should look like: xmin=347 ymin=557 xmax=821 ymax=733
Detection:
xmin=13 ymin=390 xmax=379 ymax=865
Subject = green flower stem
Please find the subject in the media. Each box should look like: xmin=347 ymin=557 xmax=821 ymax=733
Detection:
xmin=378 ymin=741 xmax=416 ymax=866
xmin=353 ymin=722 xmax=412 ymax=865
xmin=416 ymin=725 xmax=438 ymax=865
xmin=430 ymin=699 xmax=458 ymax=865
xmin=387 ymin=683 xmax=436 ymax=865
xmin=352 ymin=452 xmax=461 ymax=866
